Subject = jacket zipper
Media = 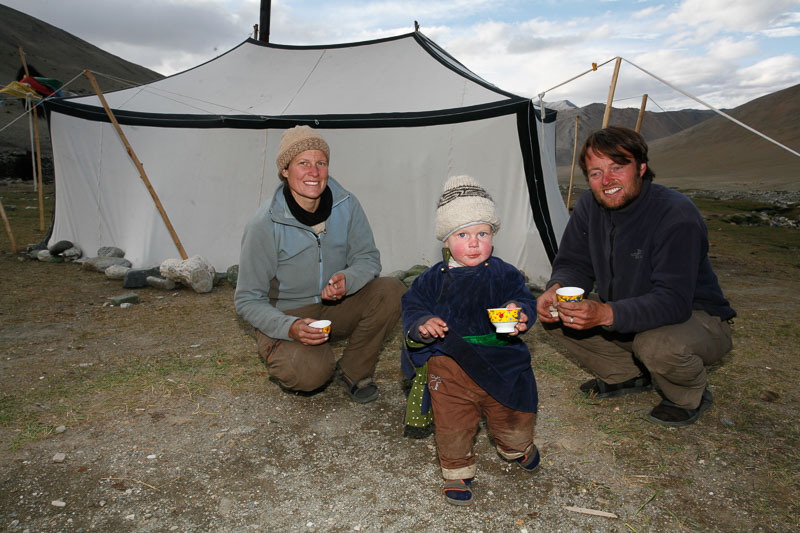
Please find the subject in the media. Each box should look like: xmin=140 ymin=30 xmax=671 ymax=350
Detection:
xmin=608 ymin=222 xmax=616 ymax=300
xmin=316 ymin=234 xmax=323 ymax=296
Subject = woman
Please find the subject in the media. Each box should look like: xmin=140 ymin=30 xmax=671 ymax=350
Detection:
xmin=235 ymin=126 xmax=405 ymax=403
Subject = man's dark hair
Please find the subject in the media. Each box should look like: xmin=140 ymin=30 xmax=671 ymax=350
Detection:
xmin=578 ymin=126 xmax=656 ymax=180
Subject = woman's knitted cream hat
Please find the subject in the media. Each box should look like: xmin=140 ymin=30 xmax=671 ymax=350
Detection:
xmin=275 ymin=125 xmax=330 ymax=173
xmin=435 ymin=175 xmax=500 ymax=241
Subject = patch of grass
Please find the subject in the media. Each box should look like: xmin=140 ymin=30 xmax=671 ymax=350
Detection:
xmin=1 ymin=351 xmax=260 ymax=449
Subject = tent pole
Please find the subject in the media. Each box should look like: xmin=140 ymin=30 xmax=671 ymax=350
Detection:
xmin=0 ymin=199 xmax=18 ymax=254
xmin=26 ymin=94 xmax=37 ymax=193
xmin=18 ymin=45 xmax=45 ymax=231
xmin=635 ymin=94 xmax=648 ymax=133
xmin=259 ymin=0 xmax=271 ymax=42
xmin=567 ymin=116 xmax=579 ymax=211
xmin=84 ymin=70 xmax=188 ymax=260
xmin=253 ymin=24 xmax=259 ymax=41
xmin=601 ymin=57 xmax=622 ymax=128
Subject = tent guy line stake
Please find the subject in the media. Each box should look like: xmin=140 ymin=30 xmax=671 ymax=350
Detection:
xmin=83 ymin=69 xmax=189 ymax=260
xmin=18 ymin=44 xmax=45 ymax=231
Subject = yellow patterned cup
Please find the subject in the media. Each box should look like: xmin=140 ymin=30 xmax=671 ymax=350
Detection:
xmin=487 ymin=308 xmax=520 ymax=333
xmin=309 ymin=320 xmax=331 ymax=334
xmin=556 ymin=287 xmax=584 ymax=303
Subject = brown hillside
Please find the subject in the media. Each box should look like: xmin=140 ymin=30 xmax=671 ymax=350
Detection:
xmin=0 ymin=4 xmax=163 ymax=163
xmin=649 ymin=83 xmax=800 ymax=191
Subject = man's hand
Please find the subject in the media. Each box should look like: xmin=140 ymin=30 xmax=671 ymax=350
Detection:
xmin=418 ymin=317 xmax=448 ymax=340
xmin=289 ymin=318 xmax=330 ymax=345
xmin=321 ymin=272 xmax=346 ymax=301
xmin=536 ymin=284 xmax=561 ymax=323
xmin=558 ymin=299 xmax=614 ymax=330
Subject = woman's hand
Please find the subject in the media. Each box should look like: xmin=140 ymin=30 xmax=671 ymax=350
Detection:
xmin=321 ymin=272 xmax=346 ymax=301
xmin=289 ymin=318 xmax=330 ymax=345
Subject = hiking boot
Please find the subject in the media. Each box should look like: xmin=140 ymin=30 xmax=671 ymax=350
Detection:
xmin=580 ymin=375 xmax=653 ymax=399
xmin=647 ymin=389 xmax=713 ymax=427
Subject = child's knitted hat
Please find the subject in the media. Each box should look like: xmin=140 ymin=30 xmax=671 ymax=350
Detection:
xmin=435 ymin=175 xmax=500 ymax=241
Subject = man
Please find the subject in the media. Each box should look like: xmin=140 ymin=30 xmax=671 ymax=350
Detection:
xmin=536 ymin=126 xmax=735 ymax=427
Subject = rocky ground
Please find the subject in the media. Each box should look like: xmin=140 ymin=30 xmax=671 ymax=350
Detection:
xmin=1 ymin=182 xmax=798 ymax=532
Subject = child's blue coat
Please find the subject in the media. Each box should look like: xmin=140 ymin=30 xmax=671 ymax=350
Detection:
xmin=401 ymin=255 xmax=539 ymax=414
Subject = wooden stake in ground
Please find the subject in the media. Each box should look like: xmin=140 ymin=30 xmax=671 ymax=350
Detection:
xmin=635 ymin=93 xmax=648 ymax=133
xmin=84 ymin=70 xmax=188 ymax=260
xmin=567 ymin=115 xmax=579 ymax=211
xmin=601 ymin=57 xmax=622 ymax=128
xmin=0 ymin=199 xmax=19 ymax=254
xmin=18 ymin=45 xmax=45 ymax=231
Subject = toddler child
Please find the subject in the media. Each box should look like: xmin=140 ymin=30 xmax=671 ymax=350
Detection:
xmin=401 ymin=175 xmax=540 ymax=506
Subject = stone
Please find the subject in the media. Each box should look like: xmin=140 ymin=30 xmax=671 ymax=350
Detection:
xmin=109 ymin=293 xmax=139 ymax=306
xmin=147 ymin=276 xmax=177 ymax=290
xmin=52 ymin=453 xmax=66 ymax=463
xmin=160 ymin=255 xmax=216 ymax=294
xmin=214 ymin=271 xmax=227 ymax=286
xmin=48 ymin=240 xmax=73 ymax=255
xmin=47 ymin=255 xmax=65 ymax=263
xmin=36 ymin=249 xmax=52 ymax=261
xmin=62 ymin=246 xmax=83 ymax=260
xmin=51 ymin=500 xmax=66 ymax=507
xmin=386 ymin=269 xmax=407 ymax=279
xmin=97 ymin=246 xmax=125 ymax=258
xmin=82 ymin=257 xmax=132 ymax=273
xmin=226 ymin=265 xmax=239 ymax=287
xmin=54 ymin=425 xmax=67 ymax=434
xmin=124 ymin=267 xmax=161 ymax=289
xmin=105 ymin=265 xmax=131 ymax=280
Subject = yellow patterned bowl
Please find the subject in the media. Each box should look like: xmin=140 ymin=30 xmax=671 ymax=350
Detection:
xmin=487 ymin=308 xmax=520 ymax=333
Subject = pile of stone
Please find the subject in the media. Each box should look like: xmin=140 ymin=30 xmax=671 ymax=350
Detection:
xmin=27 ymin=239 xmax=240 ymax=295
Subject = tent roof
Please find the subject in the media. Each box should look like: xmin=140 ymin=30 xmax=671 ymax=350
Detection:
xmin=67 ymin=33 xmax=524 ymax=117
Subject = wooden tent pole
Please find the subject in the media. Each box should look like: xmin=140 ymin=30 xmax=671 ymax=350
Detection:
xmin=18 ymin=45 xmax=45 ymax=231
xmin=0 ymin=200 xmax=18 ymax=254
xmin=84 ymin=70 xmax=188 ymax=260
xmin=601 ymin=57 xmax=622 ymax=128
xmin=253 ymin=24 xmax=259 ymax=41
xmin=635 ymin=94 xmax=648 ymax=133
xmin=567 ymin=116 xmax=579 ymax=211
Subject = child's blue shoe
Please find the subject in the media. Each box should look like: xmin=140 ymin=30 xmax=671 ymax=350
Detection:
xmin=443 ymin=478 xmax=473 ymax=506
xmin=517 ymin=445 xmax=540 ymax=471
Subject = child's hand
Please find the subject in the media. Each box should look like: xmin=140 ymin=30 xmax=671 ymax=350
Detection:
xmin=419 ymin=317 xmax=448 ymax=340
xmin=505 ymin=303 xmax=528 ymax=336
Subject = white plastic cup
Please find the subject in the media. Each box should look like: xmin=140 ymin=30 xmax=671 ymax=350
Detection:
xmin=309 ymin=320 xmax=331 ymax=334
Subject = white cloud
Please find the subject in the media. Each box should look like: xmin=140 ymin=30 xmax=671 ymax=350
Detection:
xmin=762 ymin=26 xmax=800 ymax=37
xmin=737 ymin=54 xmax=800 ymax=87
xmin=667 ymin=0 xmax=800 ymax=35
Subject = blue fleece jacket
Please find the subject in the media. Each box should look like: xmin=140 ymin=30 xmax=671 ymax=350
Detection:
xmin=549 ymin=179 xmax=735 ymax=334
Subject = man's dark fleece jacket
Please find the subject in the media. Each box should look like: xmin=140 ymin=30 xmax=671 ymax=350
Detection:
xmin=549 ymin=179 xmax=735 ymax=334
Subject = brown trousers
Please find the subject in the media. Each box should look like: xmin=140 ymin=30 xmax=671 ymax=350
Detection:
xmin=428 ymin=355 xmax=536 ymax=480
xmin=545 ymin=309 xmax=733 ymax=409
xmin=256 ymin=277 xmax=406 ymax=391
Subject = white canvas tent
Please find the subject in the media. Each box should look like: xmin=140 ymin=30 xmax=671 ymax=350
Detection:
xmin=45 ymin=32 xmax=568 ymax=286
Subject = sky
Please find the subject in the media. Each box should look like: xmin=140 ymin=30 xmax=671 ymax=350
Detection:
xmin=5 ymin=0 xmax=800 ymax=111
